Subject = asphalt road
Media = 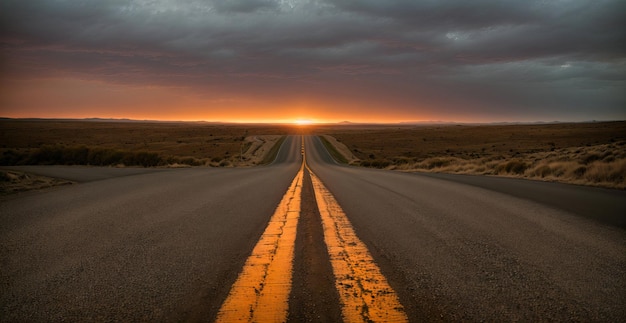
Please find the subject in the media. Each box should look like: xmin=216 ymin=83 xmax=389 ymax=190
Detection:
xmin=305 ymin=135 xmax=626 ymax=321
xmin=1 ymin=137 xmax=302 ymax=321
xmin=1 ymin=135 xmax=625 ymax=321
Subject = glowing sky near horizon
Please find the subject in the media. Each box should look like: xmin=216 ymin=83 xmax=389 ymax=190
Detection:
xmin=1 ymin=0 xmax=625 ymax=123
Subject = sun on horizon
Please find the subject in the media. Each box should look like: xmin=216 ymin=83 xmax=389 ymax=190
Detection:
xmin=293 ymin=119 xmax=315 ymax=125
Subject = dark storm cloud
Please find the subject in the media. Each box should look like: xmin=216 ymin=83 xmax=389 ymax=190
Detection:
xmin=213 ymin=0 xmax=279 ymax=13
xmin=1 ymin=0 xmax=624 ymax=120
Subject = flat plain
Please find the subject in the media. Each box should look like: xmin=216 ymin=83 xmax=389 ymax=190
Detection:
xmin=0 ymin=119 xmax=299 ymax=167
xmin=312 ymin=121 xmax=626 ymax=189
xmin=1 ymin=120 xmax=625 ymax=190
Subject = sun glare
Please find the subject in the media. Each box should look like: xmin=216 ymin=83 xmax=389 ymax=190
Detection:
xmin=294 ymin=119 xmax=314 ymax=125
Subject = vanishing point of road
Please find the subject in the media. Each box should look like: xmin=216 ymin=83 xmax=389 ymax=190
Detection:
xmin=1 ymin=135 xmax=625 ymax=321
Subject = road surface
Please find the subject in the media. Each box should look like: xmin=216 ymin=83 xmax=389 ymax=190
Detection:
xmin=1 ymin=135 xmax=625 ymax=321
xmin=305 ymin=135 xmax=625 ymax=321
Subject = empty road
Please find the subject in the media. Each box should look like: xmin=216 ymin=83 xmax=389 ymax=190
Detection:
xmin=1 ymin=135 xmax=625 ymax=321
xmin=305 ymin=136 xmax=626 ymax=321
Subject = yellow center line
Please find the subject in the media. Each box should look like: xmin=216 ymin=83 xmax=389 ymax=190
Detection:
xmin=307 ymin=165 xmax=409 ymax=323
xmin=216 ymin=160 xmax=304 ymax=322
xmin=217 ymin=137 xmax=407 ymax=322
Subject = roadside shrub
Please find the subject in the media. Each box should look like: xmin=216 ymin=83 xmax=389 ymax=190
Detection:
xmin=367 ymin=160 xmax=391 ymax=168
xmin=584 ymin=160 xmax=626 ymax=184
xmin=497 ymin=160 xmax=528 ymax=175
xmin=581 ymin=153 xmax=601 ymax=165
xmin=392 ymin=157 xmax=410 ymax=165
xmin=0 ymin=145 xmax=164 ymax=167
xmin=533 ymin=165 xmax=552 ymax=178
xmin=164 ymin=156 xmax=207 ymax=167
xmin=547 ymin=162 xmax=569 ymax=177
xmin=427 ymin=158 xmax=452 ymax=169
xmin=359 ymin=159 xmax=391 ymax=168
xmin=125 ymin=151 xmax=161 ymax=167
xmin=87 ymin=148 xmax=125 ymax=165
xmin=70 ymin=146 xmax=90 ymax=164
xmin=29 ymin=145 xmax=64 ymax=165
xmin=0 ymin=150 xmax=27 ymax=165
xmin=176 ymin=157 xmax=198 ymax=166
xmin=572 ymin=166 xmax=587 ymax=177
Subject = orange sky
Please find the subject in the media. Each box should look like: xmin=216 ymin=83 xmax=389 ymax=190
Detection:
xmin=0 ymin=78 xmax=452 ymax=124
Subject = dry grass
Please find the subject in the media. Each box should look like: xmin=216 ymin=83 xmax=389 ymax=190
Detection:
xmin=0 ymin=170 xmax=73 ymax=195
xmin=389 ymin=142 xmax=626 ymax=189
xmin=316 ymin=122 xmax=626 ymax=189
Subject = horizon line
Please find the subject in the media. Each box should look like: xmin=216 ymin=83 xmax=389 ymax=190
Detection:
xmin=1 ymin=116 xmax=623 ymax=126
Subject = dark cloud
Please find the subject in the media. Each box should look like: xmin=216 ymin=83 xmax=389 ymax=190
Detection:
xmin=213 ymin=0 xmax=279 ymax=13
xmin=1 ymin=0 xmax=624 ymax=121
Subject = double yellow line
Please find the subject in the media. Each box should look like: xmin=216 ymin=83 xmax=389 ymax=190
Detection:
xmin=216 ymin=138 xmax=408 ymax=323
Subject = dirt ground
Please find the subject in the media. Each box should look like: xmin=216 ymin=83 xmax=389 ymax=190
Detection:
xmin=241 ymin=135 xmax=284 ymax=166
xmin=0 ymin=170 xmax=73 ymax=195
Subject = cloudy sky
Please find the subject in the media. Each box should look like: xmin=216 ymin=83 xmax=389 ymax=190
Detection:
xmin=1 ymin=0 xmax=624 ymax=123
